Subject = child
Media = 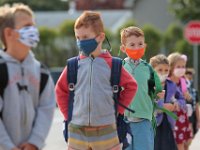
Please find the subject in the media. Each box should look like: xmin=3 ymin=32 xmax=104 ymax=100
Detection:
xmin=55 ymin=11 xmax=138 ymax=150
xmin=0 ymin=3 xmax=55 ymax=150
xmin=185 ymin=68 xmax=200 ymax=137
xmin=150 ymin=54 xmax=185 ymax=150
xmin=120 ymin=26 xmax=163 ymax=150
xmin=168 ymin=53 xmax=193 ymax=150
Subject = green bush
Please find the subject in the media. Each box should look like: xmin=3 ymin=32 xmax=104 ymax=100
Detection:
xmin=142 ymin=24 xmax=162 ymax=61
xmin=163 ymin=23 xmax=183 ymax=54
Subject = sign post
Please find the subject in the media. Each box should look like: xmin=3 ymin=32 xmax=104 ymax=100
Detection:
xmin=184 ymin=21 xmax=200 ymax=90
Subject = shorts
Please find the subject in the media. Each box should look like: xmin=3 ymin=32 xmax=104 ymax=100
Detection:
xmin=68 ymin=123 xmax=120 ymax=150
xmin=125 ymin=119 xmax=154 ymax=150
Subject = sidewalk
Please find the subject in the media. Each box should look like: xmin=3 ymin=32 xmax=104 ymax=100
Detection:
xmin=190 ymin=129 xmax=200 ymax=150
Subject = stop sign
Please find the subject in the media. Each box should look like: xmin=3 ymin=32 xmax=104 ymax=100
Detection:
xmin=184 ymin=21 xmax=200 ymax=44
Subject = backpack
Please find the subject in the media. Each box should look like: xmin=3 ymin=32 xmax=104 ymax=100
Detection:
xmin=63 ymin=56 xmax=135 ymax=149
xmin=0 ymin=56 xmax=49 ymax=118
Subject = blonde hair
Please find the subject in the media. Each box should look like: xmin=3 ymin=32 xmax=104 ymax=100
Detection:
xmin=74 ymin=11 xmax=104 ymax=35
xmin=120 ymin=26 xmax=144 ymax=45
xmin=0 ymin=3 xmax=33 ymax=47
xmin=12 ymin=3 xmax=33 ymax=18
xmin=149 ymin=54 xmax=169 ymax=68
xmin=167 ymin=52 xmax=186 ymax=76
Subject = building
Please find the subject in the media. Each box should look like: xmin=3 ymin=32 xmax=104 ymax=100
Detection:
xmin=75 ymin=0 xmax=125 ymax=10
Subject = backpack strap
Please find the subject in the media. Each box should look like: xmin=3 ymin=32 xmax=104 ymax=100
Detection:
xmin=0 ymin=56 xmax=8 ymax=118
xmin=0 ymin=56 xmax=8 ymax=99
xmin=40 ymin=63 xmax=49 ymax=97
xmin=147 ymin=63 xmax=155 ymax=98
xmin=111 ymin=57 xmax=135 ymax=114
xmin=67 ymin=57 xmax=79 ymax=122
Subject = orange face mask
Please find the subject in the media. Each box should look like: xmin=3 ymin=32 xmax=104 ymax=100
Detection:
xmin=126 ymin=47 xmax=145 ymax=60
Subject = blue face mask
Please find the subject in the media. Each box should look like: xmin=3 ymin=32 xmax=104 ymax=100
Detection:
xmin=76 ymin=38 xmax=98 ymax=56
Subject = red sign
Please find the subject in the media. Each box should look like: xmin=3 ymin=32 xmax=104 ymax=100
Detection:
xmin=184 ymin=21 xmax=200 ymax=44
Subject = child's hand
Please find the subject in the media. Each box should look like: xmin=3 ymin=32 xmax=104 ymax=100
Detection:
xmin=12 ymin=148 xmax=21 ymax=150
xmin=163 ymin=103 xmax=175 ymax=112
xmin=183 ymin=91 xmax=192 ymax=102
xmin=173 ymin=102 xmax=180 ymax=111
xmin=19 ymin=143 xmax=38 ymax=150
xmin=157 ymin=90 xmax=165 ymax=99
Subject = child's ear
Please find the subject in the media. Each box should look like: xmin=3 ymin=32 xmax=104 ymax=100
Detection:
xmin=120 ymin=45 xmax=126 ymax=53
xmin=144 ymin=43 xmax=147 ymax=49
xmin=4 ymin=27 xmax=12 ymax=38
xmin=98 ymin=32 xmax=105 ymax=42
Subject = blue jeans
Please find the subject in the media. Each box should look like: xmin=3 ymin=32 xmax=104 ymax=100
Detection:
xmin=125 ymin=119 xmax=154 ymax=150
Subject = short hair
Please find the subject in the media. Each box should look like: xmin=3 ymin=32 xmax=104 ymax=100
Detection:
xmin=167 ymin=52 xmax=187 ymax=75
xmin=186 ymin=68 xmax=195 ymax=75
xmin=12 ymin=3 xmax=33 ymax=18
xmin=149 ymin=54 xmax=169 ymax=68
xmin=74 ymin=11 xmax=104 ymax=35
xmin=120 ymin=26 xmax=144 ymax=45
xmin=0 ymin=4 xmax=13 ymax=46
xmin=0 ymin=3 xmax=33 ymax=47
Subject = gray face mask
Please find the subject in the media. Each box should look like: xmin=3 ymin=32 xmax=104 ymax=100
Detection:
xmin=16 ymin=26 xmax=40 ymax=48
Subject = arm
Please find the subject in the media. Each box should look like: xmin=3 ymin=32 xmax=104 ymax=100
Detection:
xmin=118 ymin=66 xmax=138 ymax=114
xmin=27 ymin=75 xmax=56 ymax=149
xmin=0 ymin=97 xmax=16 ymax=150
xmin=55 ymin=67 xmax=69 ymax=120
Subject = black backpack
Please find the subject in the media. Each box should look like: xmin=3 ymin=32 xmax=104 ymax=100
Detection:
xmin=63 ymin=56 xmax=135 ymax=149
xmin=0 ymin=56 xmax=49 ymax=118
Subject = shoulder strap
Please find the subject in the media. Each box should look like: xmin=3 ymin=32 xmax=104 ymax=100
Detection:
xmin=147 ymin=63 xmax=155 ymax=98
xmin=40 ymin=63 xmax=49 ymax=96
xmin=66 ymin=57 xmax=79 ymax=121
xmin=0 ymin=56 xmax=8 ymax=99
xmin=110 ymin=57 xmax=122 ymax=90
xmin=111 ymin=57 xmax=135 ymax=114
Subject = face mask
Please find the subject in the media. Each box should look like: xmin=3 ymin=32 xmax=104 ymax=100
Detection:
xmin=125 ymin=47 xmax=145 ymax=60
xmin=76 ymin=38 xmax=98 ymax=56
xmin=174 ymin=68 xmax=186 ymax=77
xmin=158 ymin=73 xmax=168 ymax=83
xmin=16 ymin=26 xmax=40 ymax=48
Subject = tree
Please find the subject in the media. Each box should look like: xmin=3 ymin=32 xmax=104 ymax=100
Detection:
xmin=169 ymin=0 xmax=200 ymax=24
xmin=142 ymin=24 xmax=162 ymax=61
xmin=0 ymin=0 xmax=69 ymax=11
xmin=163 ymin=23 xmax=183 ymax=54
xmin=34 ymin=27 xmax=59 ymax=67
xmin=58 ymin=20 xmax=78 ymax=60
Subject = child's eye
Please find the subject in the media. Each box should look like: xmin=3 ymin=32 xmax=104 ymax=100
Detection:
xmin=131 ymin=44 xmax=135 ymax=47
xmin=139 ymin=42 xmax=143 ymax=45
